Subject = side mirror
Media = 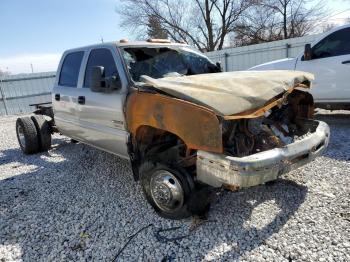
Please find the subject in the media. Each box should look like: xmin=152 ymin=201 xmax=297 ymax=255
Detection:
xmin=90 ymin=66 xmax=105 ymax=92
xmin=304 ymin=44 xmax=312 ymax=61
xmin=89 ymin=66 xmax=121 ymax=92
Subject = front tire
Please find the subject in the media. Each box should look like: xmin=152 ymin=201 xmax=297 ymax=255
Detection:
xmin=140 ymin=161 xmax=194 ymax=219
xmin=16 ymin=117 xmax=40 ymax=154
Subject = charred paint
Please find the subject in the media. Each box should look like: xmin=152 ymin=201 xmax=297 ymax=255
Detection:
xmin=126 ymin=91 xmax=223 ymax=153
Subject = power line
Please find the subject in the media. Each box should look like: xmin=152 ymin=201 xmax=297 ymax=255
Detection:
xmin=318 ymin=7 xmax=350 ymax=22
xmin=303 ymin=7 xmax=350 ymax=23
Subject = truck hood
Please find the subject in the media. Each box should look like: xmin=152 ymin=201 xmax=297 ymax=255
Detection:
xmin=140 ymin=70 xmax=314 ymax=116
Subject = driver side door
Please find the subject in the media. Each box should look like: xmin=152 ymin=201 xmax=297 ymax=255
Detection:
xmin=75 ymin=47 xmax=129 ymax=158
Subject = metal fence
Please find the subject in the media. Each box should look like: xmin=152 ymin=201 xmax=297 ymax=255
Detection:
xmin=206 ymin=34 xmax=320 ymax=71
xmin=0 ymin=72 xmax=56 ymax=116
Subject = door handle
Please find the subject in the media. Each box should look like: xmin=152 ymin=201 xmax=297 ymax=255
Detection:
xmin=77 ymin=96 xmax=85 ymax=105
xmin=55 ymin=94 xmax=60 ymax=101
xmin=342 ymin=60 xmax=350 ymax=64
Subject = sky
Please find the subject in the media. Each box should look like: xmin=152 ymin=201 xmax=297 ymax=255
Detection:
xmin=0 ymin=0 xmax=350 ymax=74
xmin=0 ymin=0 xmax=125 ymax=74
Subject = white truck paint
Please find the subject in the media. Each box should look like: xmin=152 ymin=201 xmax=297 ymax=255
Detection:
xmin=250 ymin=24 xmax=350 ymax=110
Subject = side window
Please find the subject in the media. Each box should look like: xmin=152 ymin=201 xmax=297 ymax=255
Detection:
xmin=84 ymin=48 xmax=119 ymax=88
xmin=312 ymin=28 xmax=350 ymax=59
xmin=59 ymin=51 xmax=84 ymax=87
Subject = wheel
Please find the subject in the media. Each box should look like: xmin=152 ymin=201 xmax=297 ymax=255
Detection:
xmin=16 ymin=117 xmax=40 ymax=154
xmin=31 ymin=115 xmax=52 ymax=152
xmin=139 ymin=161 xmax=194 ymax=219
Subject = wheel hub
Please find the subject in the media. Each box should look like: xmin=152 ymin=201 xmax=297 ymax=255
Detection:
xmin=17 ymin=125 xmax=26 ymax=148
xmin=150 ymin=170 xmax=184 ymax=212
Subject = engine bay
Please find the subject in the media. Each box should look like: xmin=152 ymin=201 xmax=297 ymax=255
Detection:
xmin=222 ymin=90 xmax=314 ymax=157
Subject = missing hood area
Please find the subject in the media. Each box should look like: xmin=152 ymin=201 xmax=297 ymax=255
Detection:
xmin=140 ymin=70 xmax=314 ymax=116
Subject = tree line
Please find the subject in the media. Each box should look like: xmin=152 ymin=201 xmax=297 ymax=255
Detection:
xmin=117 ymin=0 xmax=327 ymax=51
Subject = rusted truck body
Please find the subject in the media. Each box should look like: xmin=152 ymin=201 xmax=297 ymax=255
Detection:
xmin=16 ymin=40 xmax=330 ymax=219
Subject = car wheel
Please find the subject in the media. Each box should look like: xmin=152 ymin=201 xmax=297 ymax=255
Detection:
xmin=31 ymin=115 xmax=52 ymax=152
xmin=16 ymin=117 xmax=40 ymax=154
xmin=139 ymin=161 xmax=194 ymax=219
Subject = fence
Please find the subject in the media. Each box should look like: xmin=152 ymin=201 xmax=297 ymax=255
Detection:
xmin=206 ymin=34 xmax=320 ymax=71
xmin=0 ymin=72 xmax=56 ymax=116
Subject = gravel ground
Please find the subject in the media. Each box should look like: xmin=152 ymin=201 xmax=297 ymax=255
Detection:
xmin=0 ymin=113 xmax=349 ymax=261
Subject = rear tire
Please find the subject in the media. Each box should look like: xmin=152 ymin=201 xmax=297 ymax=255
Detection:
xmin=139 ymin=161 xmax=194 ymax=219
xmin=31 ymin=115 xmax=52 ymax=152
xmin=16 ymin=117 xmax=40 ymax=154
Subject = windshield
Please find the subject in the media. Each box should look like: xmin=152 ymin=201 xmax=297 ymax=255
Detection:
xmin=121 ymin=46 xmax=220 ymax=81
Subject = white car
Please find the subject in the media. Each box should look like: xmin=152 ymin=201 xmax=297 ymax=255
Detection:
xmin=250 ymin=24 xmax=350 ymax=110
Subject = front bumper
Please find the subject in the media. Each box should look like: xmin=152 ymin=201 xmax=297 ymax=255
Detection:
xmin=197 ymin=120 xmax=330 ymax=188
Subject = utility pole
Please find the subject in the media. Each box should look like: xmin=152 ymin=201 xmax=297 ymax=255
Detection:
xmin=101 ymin=37 xmax=104 ymax=43
xmin=30 ymin=63 xmax=34 ymax=73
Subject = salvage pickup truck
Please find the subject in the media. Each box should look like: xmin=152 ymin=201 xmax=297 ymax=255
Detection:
xmin=16 ymin=39 xmax=330 ymax=219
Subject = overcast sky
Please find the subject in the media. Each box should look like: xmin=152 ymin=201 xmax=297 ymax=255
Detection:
xmin=0 ymin=0 xmax=350 ymax=74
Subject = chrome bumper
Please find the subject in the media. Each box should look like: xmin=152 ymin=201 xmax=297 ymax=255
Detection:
xmin=197 ymin=120 xmax=330 ymax=188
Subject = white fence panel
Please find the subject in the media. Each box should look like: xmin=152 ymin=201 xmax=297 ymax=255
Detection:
xmin=0 ymin=72 xmax=56 ymax=116
xmin=206 ymin=34 xmax=320 ymax=71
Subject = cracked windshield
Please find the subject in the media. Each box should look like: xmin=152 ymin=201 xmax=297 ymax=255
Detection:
xmin=121 ymin=46 xmax=220 ymax=81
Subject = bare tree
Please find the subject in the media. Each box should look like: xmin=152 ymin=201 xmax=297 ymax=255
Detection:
xmin=117 ymin=0 xmax=256 ymax=51
xmin=233 ymin=0 xmax=327 ymax=46
xmin=147 ymin=14 xmax=168 ymax=39
xmin=233 ymin=5 xmax=282 ymax=46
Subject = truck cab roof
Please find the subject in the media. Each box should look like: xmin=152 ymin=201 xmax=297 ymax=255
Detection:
xmin=63 ymin=39 xmax=189 ymax=54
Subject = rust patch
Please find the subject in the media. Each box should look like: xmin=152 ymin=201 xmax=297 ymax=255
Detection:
xmin=223 ymin=184 xmax=240 ymax=191
xmin=126 ymin=91 xmax=223 ymax=153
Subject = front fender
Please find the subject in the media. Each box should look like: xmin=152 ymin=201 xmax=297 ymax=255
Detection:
xmin=125 ymin=91 xmax=223 ymax=153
